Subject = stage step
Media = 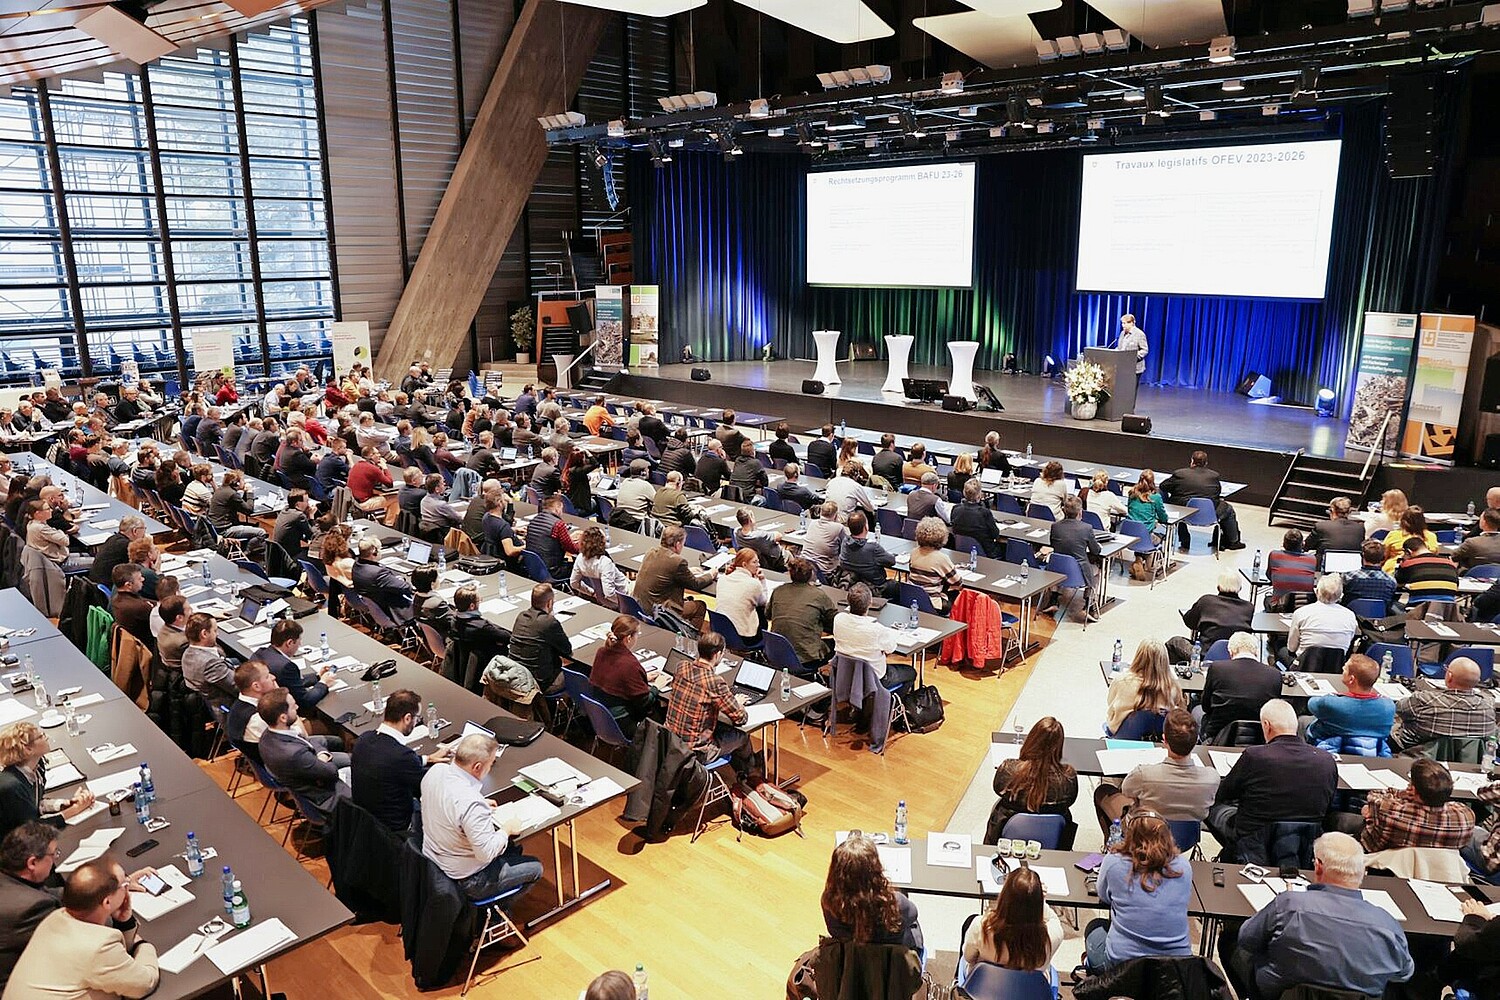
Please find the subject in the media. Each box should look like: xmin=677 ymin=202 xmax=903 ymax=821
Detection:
xmin=1269 ymin=450 xmax=1378 ymax=528
xmin=575 ymin=367 xmax=621 ymax=393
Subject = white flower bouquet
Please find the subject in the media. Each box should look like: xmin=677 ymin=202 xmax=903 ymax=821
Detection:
xmin=1063 ymin=360 xmax=1110 ymax=406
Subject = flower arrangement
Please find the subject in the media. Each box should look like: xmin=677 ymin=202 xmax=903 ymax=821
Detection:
xmin=1063 ymin=359 xmax=1110 ymax=406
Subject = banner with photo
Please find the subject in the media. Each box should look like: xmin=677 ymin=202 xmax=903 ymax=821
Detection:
xmin=629 ymin=285 xmax=659 ymax=371
xmin=1399 ymin=312 xmax=1477 ymax=464
xmin=190 ymin=326 xmax=235 ymax=378
xmin=1344 ymin=312 xmax=1417 ymax=453
xmin=594 ymin=285 xmax=623 ymax=369
xmin=331 ymin=321 xmax=372 ymax=375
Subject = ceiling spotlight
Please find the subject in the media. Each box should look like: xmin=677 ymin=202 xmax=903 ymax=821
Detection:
xmin=825 ymin=110 xmax=866 ymax=132
xmin=1035 ymin=39 xmax=1059 ymax=62
xmin=1199 ymin=110 xmax=1217 ymax=121
xmin=863 ymin=137 xmax=878 ymax=149
xmin=1086 ymin=117 xmax=1104 ymax=130
xmin=827 ymin=141 xmax=843 ymax=151
xmin=1056 ymin=36 xmax=1081 ymax=58
xmin=606 ymin=119 xmax=626 ymax=137
xmin=667 ymin=137 xmax=685 ymax=148
xmin=795 ymin=122 xmax=824 ymax=151
xmin=748 ymin=98 xmax=771 ymax=119
xmin=958 ymin=106 xmax=978 ymax=118
xmin=1036 ymin=121 xmax=1055 ymax=134
xmin=1122 ymin=88 xmax=1145 ymax=103
xmin=1006 ymin=95 xmax=1028 ymax=124
xmin=656 ymin=91 xmax=718 ymax=112
xmin=590 ymin=146 xmax=607 ymax=169
xmin=1079 ymin=32 xmax=1105 ymax=54
xmin=940 ymin=71 xmax=964 ymax=95
xmin=1026 ymin=91 xmax=1044 ymax=108
xmin=717 ymin=131 xmax=743 ymax=159
xmin=816 ymin=65 xmax=891 ymax=89
xmin=1208 ymin=35 xmax=1236 ymax=64
xmin=1222 ymin=78 xmax=1245 ymax=92
xmin=1262 ymin=103 xmax=1281 ymax=116
xmin=989 ymin=126 xmax=1005 ymax=138
xmin=945 ymin=131 xmax=959 ymax=142
xmin=899 ymin=110 xmax=927 ymax=138
xmin=537 ymin=111 xmax=586 ymax=131
xmin=1103 ymin=28 xmax=1130 ymax=51
xmin=1347 ymin=0 xmax=1375 ymax=15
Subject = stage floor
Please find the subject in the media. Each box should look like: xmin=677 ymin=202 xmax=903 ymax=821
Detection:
xmin=652 ymin=360 xmax=1353 ymax=461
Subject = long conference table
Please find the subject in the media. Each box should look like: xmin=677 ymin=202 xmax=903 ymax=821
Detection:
xmin=0 ymin=588 xmax=352 ymax=1000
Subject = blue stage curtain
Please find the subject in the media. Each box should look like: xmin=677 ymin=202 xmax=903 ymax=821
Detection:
xmin=630 ymin=100 xmax=1453 ymax=413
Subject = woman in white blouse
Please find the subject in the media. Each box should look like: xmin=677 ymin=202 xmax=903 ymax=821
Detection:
xmin=716 ymin=548 xmax=771 ymax=643
xmin=1028 ymin=461 xmax=1071 ymax=519
xmin=1083 ymin=470 xmax=1128 ymax=522
xmin=570 ymin=526 xmax=631 ymax=608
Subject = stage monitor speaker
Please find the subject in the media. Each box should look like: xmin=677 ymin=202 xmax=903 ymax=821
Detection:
xmin=1482 ymin=433 xmax=1500 ymax=469
xmin=1480 ymin=355 xmax=1500 ymax=414
xmin=942 ymin=395 xmax=973 ymax=412
xmin=1122 ymin=414 xmax=1153 ymax=434
xmin=852 ymin=343 xmax=877 ymax=360
xmin=690 ymin=367 xmax=711 ymax=382
xmin=801 ymin=379 xmax=825 ymax=395
xmin=1235 ymin=373 xmax=1272 ymax=399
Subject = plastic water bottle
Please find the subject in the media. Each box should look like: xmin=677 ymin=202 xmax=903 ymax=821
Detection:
xmin=371 ymin=679 xmax=384 ymax=712
xmin=839 ymin=419 xmax=847 ymax=441
xmin=1025 ymin=442 xmax=1033 ymax=461
xmin=604 ymin=523 xmax=612 ymax=545
xmin=909 ymin=601 xmax=920 ymax=631
xmin=633 ymin=964 xmax=649 ymax=1000
xmin=1469 ymin=500 xmax=1477 ymax=518
xmin=1021 ymin=560 xmax=1030 ymax=583
xmin=31 ymin=675 xmax=47 ymax=709
xmin=230 ymin=880 xmax=250 ymax=928
xmin=498 ymin=573 xmax=508 ymax=599
xmin=138 ymin=763 xmax=154 ymax=806
xmin=320 ymin=631 xmax=330 ymax=659
xmin=1190 ymin=640 xmax=1202 ymax=674
xmin=74 ymin=482 xmax=82 ymax=505
xmin=437 ymin=548 xmax=447 ymax=575
xmin=873 ymin=517 xmax=881 ymax=540
xmin=780 ymin=672 xmax=790 ymax=703
xmin=221 ymin=867 xmax=235 ymax=916
xmin=969 ymin=545 xmax=979 ymax=571
xmin=185 ymin=832 xmax=204 ymax=878
xmin=64 ymin=702 xmax=80 ymax=737
xmin=1381 ymin=650 xmax=1394 ymax=682
xmin=1112 ymin=639 xmax=1123 ymax=673
xmin=133 ymin=783 xmax=150 ymax=824
xmin=1252 ymin=549 xmax=1262 ymax=578
xmin=401 ymin=536 xmax=410 ymax=558
xmin=798 ymin=510 xmax=808 ymax=534
xmin=22 ymin=654 xmax=35 ymax=688
xmin=201 ymin=559 xmax=211 ymax=586
xmin=894 ymin=800 xmax=909 ymax=845
xmin=425 ymin=701 xmax=439 ymax=734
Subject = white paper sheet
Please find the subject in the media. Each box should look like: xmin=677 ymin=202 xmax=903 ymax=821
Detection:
xmin=1030 ymin=865 xmax=1072 ymax=899
xmin=1336 ymin=763 xmax=1385 ymax=790
xmin=0 ymin=699 xmax=36 ymax=725
xmin=517 ymin=757 xmax=588 ymax=787
xmin=926 ymin=833 xmax=972 ymax=869
xmin=87 ymin=768 xmax=143 ymax=799
xmin=1095 ymin=747 xmax=1168 ymax=773
xmin=158 ymin=933 xmax=218 ymax=975
xmin=205 ymin=918 xmax=298 ymax=975
xmin=68 ymin=693 xmax=105 ymax=708
xmin=1450 ymin=771 xmax=1489 ymax=795
xmin=976 ymin=856 xmax=1005 ymax=893
xmin=130 ymin=884 xmax=194 ymax=921
xmin=1367 ymin=770 xmax=1410 ymax=791
xmin=1374 ymin=683 xmax=1412 ymax=701
xmin=87 ymin=742 xmax=136 ymax=764
xmin=1408 ymin=880 xmax=1465 ymax=923
xmin=877 ymin=846 xmax=912 ymax=884
xmin=1238 ymin=883 xmax=1278 ymax=912
xmin=1208 ymin=751 xmax=1240 ymax=777
xmin=575 ymin=776 xmax=626 ymax=808
xmin=1360 ymin=888 xmax=1407 ymax=922
xmin=43 ymin=762 xmax=84 ymax=790
xmin=989 ymin=742 xmax=1023 ymax=768
xmin=792 ymin=682 xmax=827 ymax=698
xmin=492 ymin=795 xmax=563 ymax=831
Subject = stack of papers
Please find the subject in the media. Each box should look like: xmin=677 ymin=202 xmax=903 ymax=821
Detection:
xmin=1424 ymin=622 xmax=1460 ymax=638
xmin=59 ymin=828 xmax=125 ymax=873
xmin=493 ymin=795 xmax=563 ymax=831
xmin=1449 ymin=770 xmax=1489 ymax=795
xmin=1360 ymin=888 xmax=1408 ymax=922
xmin=1367 ymin=770 xmax=1410 ymax=791
xmin=742 ymin=703 xmax=784 ymax=728
xmin=87 ymin=742 xmax=137 ymax=765
xmin=206 ymin=919 xmax=298 ymax=975
xmin=44 ymin=763 xmax=84 ymax=790
xmin=1374 ymin=683 xmax=1411 ymax=701
xmin=1296 ymin=676 xmax=1336 ymax=696
xmin=517 ymin=758 xmax=589 ymax=788
xmin=0 ymin=700 xmax=37 ymax=725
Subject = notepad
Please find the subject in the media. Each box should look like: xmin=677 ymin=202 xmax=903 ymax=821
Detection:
xmin=793 ymin=681 xmax=827 ymax=698
xmin=87 ymin=742 xmax=136 ymax=764
xmin=742 ymin=703 xmax=785 ymax=728
xmin=492 ymin=795 xmax=563 ymax=831
xmin=44 ymin=763 xmax=84 ymax=790
xmin=518 ymin=757 xmax=588 ymax=788
xmin=0 ymin=699 xmax=36 ymax=725
xmin=205 ymin=918 xmax=298 ymax=975
xmin=926 ymin=833 xmax=972 ymax=869
xmin=1374 ymin=683 xmax=1411 ymax=701
xmin=1336 ymin=763 xmax=1384 ymax=789
xmin=1367 ymin=770 xmax=1409 ymax=791
xmin=1207 ymin=750 xmax=1241 ymax=777
xmin=1424 ymin=622 xmax=1459 ymax=638
xmin=87 ymin=767 xmax=143 ymax=799
xmin=130 ymin=884 xmax=194 ymax=921
xmin=989 ymin=742 xmax=1023 ymax=767
xmin=877 ymin=846 xmax=911 ymax=884
xmin=1095 ymin=747 xmax=1167 ymax=773
xmin=1360 ymin=888 xmax=1407 ymax=922
xmin=1409 ymin=880 xmax=1466 ymax=923
xmin=1238 ymin=883 xmax=1278 ymax=912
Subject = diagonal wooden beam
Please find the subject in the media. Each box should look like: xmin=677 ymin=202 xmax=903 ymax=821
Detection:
xmin=375 ymin=0 xmax=609 ymax=379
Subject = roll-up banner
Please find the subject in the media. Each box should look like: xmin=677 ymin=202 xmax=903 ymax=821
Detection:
xmin=190 ymin=326 xmax=235 ymax=378
xmin=331 ymin=321 xmax=372 ymax=376
xmin=629 ymin=285 xmax=659 ymax=371
xmin=594 ymin=285 xmax=624 ymax=369
xmin=1400 ymin=312 xmax=1477 ymax=464
xmin=1345 ymin=312 xmax=1418 ymax=454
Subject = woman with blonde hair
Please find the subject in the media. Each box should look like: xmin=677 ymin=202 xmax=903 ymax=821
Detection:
xmin=1381 ymin=504 xmax=1437 ymax=573
xmin=0 ymin=721 xmax=97 ymax=830
xmin=1083 ymin=470 xmax=1127 ymax=521
xmin=821 ymin=831 xmax=924 ymax=949
xmin=1104 ymin=639 xmax=1184 ymax=735
xmin=1083 ymin=812 xmax=1192 ymax=972
xmin=948 ymin=452 xmax=976 ymax=498
xmin=1366 ymin=488 xmax=1407 ymax=538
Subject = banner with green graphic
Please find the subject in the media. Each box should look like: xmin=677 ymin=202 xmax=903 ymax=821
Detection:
xmin=1345 ymin=312 xmax=1417 ymax=454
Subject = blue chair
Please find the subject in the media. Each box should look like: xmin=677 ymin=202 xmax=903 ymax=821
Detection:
xmin=1168 ymin=819 xmax=1203 ymax=858
xmin=759 ymin=631 xmax=808 ymax=679
xmin=520 ymin=550 xmax=557 ymax=584
xmin=1043 ymin=552 xmax=1091 ymax=626
xmin=1109 ymin=708 xmax=1167 ymax=742
xmin=1003 ymin=538 xmax=1038 ymax=567
xmin=708 ymin=609 xmax=762 ymax=652
xmin=1437 ymin=529 xmax=1462 ymax=544
xmin=621 ymin=593 xmax=655 ymax=624
xmin=690 ymin=754 xmax=735 ymax=843
xmin=803 ymin=462 xmax=824 ymax=479
xmin=461 ymin=885 xmax=531 ymax=996
xmin=896 ymin=581 xmax=935 ymax=614
xmin=1347 ymin=598 xmax=1388 ymax=618
xmin=1024 ymin=503 xmax=1054 ymax=522
xmin=1441 ymin=646 xmax=1494 ymax=683
xmin=761 ymin=487 xmax=781 ymax=508
xmin=1181 ymin=497 xmax=1220 ymax=557
xmin=994 ymin=493 xmax=1024 ymax=516
xmin=578 ymin=691 xmax=632 ymax=759
xmin=960 ymin=963 xmax=1055 ymax=1000
xmin=780 ymin=498 xmax=803 ymax=516
xmin=1116 ymin=519 xmax=1165 ymax=587
xmin=876 ymin=507 xmax=904 ymax=538
xmin=595 ymin=495 xmax=614 ymax=525
xmin=1203 ymin=639 xmax=1231 ymax=662
xmin=1367 ymin=641 xmax=1414 ymax=679
xmin=682 ymin=524 xmax=716 ymax=554
xmin=1370 ymin=528 xmax=1390 ymax=542
xmin=1000 ymin=813 xmax=1066 ymax=850
xmin=1081 ymin=510 xmax=1105 ymax=531
xmin=1464 ymin=564 xmax=1500 ymax=580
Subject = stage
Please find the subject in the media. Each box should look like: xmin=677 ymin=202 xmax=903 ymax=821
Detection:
xmin=615 ymin=360 xmax=1490 ymax=510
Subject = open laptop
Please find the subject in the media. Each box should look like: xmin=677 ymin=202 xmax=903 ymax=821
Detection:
xmin=597 ymin=474 xmax=620 ymax=492
xmin=218 ymin=597 xmax=264 ymax=633
xmin=980 ymin=467 xmax=1003 ymax=486
xmin=499 ymin=446 xmax=518 ymax=461
xmin=1320 ymin=549 xmax=1362 ymax=574
xmin=731 ymin=660 xmax=776 ymax=704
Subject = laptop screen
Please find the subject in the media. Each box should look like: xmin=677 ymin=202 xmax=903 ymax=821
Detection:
xmin=735 ymin=660 xmax=776 ymax=693
xmin=980 ymin=467 xmax=1002 ymax=485
xmin=237 ymin=597 xmax=262 ymax=625
xmin=499 ymin=446 xmax=517 ymax=460
xmin=406 ymin=540 xmax=432 ymax=565
xmin=664 ymin=648 xmax=694 ymax=677
xmin=461 ymin=721 xmax=493 ymax=739
xmin=1321 ymin=549 xmax=1362 ymax=574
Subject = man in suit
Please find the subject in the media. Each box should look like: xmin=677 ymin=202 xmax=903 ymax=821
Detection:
xmin=732 ymin=508 xmax=786 ymax=573
xmin=271 ymin=489 xmax=314 ymax=559
xmin=257 ymin=688 xmax=350 ymax=822
xmin=277 ymin=428 xmax=319 ymax=490
xmin=949 ymin=478 xmax=1004 ymax=559
xmin=1040 ymin=495 xmax=1101 ymax=622
xmin=5 ymin=858 xmax=159 ymax=1000
xmin=395 ymin=466 xmax=426 ymax=522
xmin=351 ymin=689 xmax=450 ymax=833
xmin=1196 ymin=631 xmax=1284 ymax=741
xmin=870 ymin=434 xmax=904 ymax=486
xmin=352 ymin=537 xmax=414 ymax=619
xmin=906 ymin=473 xmax=951 ymax=525
xmin=694 ymin=439 xmax=730 ymax=495
xmin=0 ymin=822 xmax=61 ymax=992
xmin=1181 ymin=570 xmax=1255 ymax=645
xmin=633 ymin=525 xmax=715 ymax=626
xmin=1306 ymin=497 xmax=1366 ymax=556
xmin=805 ymin=424 xmax=838 ymax=478
xmin=775 ymin=463 xmax=822 ymax=512
xmin=1454 ymin=509 xmax=1500 ymax=570
xmin=314 ymin=435 xmax=350 ymax=492
xmin=107 ymin=564 xmax=154 ymax=649
xmin=254 ymin=619 xmax=335 ymax=714
xmin=1163 ymin=449 xmax=1244 ymax=550
xmin=181 ymin=613 xmax=237 ymax=714
xmin=194 ymin=405 xmax=224 ymax=453
xmin=225 ymin=660 xmax=277 ymax=761
xmin=88 ymin=516 xmax=146 ymax=586
xmin=448 ymin=585 xmax=511 ymax=661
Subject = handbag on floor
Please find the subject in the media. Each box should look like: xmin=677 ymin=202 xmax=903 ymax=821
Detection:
xmin=899 ymin=684 xmax=945 ymax=733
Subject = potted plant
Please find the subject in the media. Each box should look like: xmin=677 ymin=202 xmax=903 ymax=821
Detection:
xmin=1063 ymin=359 xmax=1109 ymax=420
xmin=510 ymin=305 xmax=535 ymax=365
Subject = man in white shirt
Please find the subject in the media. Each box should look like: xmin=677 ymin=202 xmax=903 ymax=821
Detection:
xmin=419 ymin=733 xmax=543 ymax=901
xmin=824 ymin=463 xmax=880 ymax=520
xmin=831 ymin=583 xmax=912 ymax=685
xmin=1283 ymin=573 xmax=1359 ymax=668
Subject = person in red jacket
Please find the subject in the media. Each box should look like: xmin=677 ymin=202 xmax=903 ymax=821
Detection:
xmin=346 ymin=446 xmax=393 ymax=512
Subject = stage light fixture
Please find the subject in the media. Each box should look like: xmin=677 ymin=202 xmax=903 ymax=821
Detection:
xmin=827 ymin=140 xmax=843 ymax=151
xmin=1103 ymin=28 xmax=1130 ymax=51
xmin=989 ymin=126 xmax=1005 ymax=138
xmin=668 ymin=137 xmax=686 ymax=148
xmin=1122 ymin=88 xmax=1145 ymax=103
xmin=795 ymin=122 xmax=824 ymax=151
xmin=1035 ymin=39 xmax=1059 ymax=62
xmin=816 ymin=64 xmax=891 ymax=89
xmin=1484 ymin=4 xmax=1500 ymax=25
xmin=590 ymin=146 xmax=607 ymax=169
xmin=537 ymin=111 xmax=586 ymax=131
xmin=1026 ymin=91 xmax=1044 ymax=108
xmin=606 ymin=120 xmax=626 ymax=137
xmin=748 ymin=98 xmax=771 ymax=118
xmin=1199 ymin=110 xmax=1217 ymax=121
xmin=1036 ymin=121 xmax=1055 ymax=134
xmin=1006 ymin=96 xmax=1030 ymax=126
xmin=958 ymin=106 xmax=978 ymax=118
xmin=1208 ymin=35 xmax=1236 ymax=63
xmin=1086 ymin=117 xmax=1105 ymax=130
xmin=940 ymin=71 xmax=965 ymax=95
xmin=717 ymin=132 xmax=743 ymax=160
xmin=863 ymin=137 xmax=878 ymax=149
xmin=1222 ymin=78 xmax=1245 ymax=92
xmin=1262 ymin=103 xmax=1281 ymax=115
xmin=1347 ymin=0 xmax=1375 ymax=15
xmin=898 ymin=110 xmax=927 ymax=138
xmin=1056 ymin=36 xmax=1081 ymax=58
xmin=1079 ymin=32 xmax=1105 ymax=54
xmin=1382 ymin=0 xmax=1410 ymax=10
xmin=825 ymin=110 xmax=866 ymax=132
xmin=656 ymin=91 xmax=718 ymax=112
xmin=767 ymin=126 xmax=786 ymax=137
xmin=1042 ymin=355 xmax=1060 ymax=377
xmin=1315 ymin=388 xmax=1337 ymax=418
xmin=945 ymin=130 xmax=960 ymax=142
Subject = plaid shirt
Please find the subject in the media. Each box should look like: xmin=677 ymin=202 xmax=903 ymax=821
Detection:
xmin=1359 ymin=786 xmax=1474 ymax=852
xmin=1341 ymin=567 xmax=1398 ymax=612
xmin=1476 ymin=782 xmax=1500 ymax=871
xmin=664 ymin=658 xmax=748 ymax=752
xmin=1393 ymin=688 xmax=1498 ymax=748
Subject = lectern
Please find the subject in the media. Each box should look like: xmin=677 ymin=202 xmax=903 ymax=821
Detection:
xmin=1084 ymin=346 xmax=1138 ymax=421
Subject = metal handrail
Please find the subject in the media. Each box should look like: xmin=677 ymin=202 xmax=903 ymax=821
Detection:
xmin=1360 ymin=410 xmax=1394 ymax=482
xmin=557 ymin=340 xmax=596 ymax=381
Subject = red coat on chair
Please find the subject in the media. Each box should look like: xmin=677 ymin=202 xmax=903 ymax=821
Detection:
xmin=939 ymin=588 xmax=1005 ymax=668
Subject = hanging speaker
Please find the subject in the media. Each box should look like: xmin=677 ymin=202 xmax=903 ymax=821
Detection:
xmin=690 ymin=368 xmax=711 ymax=382
xmin=801 ymin=380 xmax=825 ymax=395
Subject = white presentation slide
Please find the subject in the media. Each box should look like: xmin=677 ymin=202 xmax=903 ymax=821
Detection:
xmin=1076 ymin=139 xmax=1343 ymax=299
xmin=806 ymin=163 xmax=976 ymax=288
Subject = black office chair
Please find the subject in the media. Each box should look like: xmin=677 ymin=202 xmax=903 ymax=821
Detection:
xmin=1210 ymin=720 xmax=1265 ymax=747
xmin=1297 ymin=646 xmax=1347 ymax=674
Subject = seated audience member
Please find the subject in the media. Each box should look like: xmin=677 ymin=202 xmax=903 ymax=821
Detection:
xmin=1083 ymin=470 xmax=1128 ymax=521
xmin=649 ymin=470 xmax=699 ymax=528
xmin=179 ymin=463 xmax=214 ymax=514
xmin=154 ymin=595 xmax=189 ymax=671
xmin=1181 ymin=570 xmax=1254 ymax=645
xmin=767 ymin=423 xmax=797 ymax=467
xmin=776 ymin=463 xmax=822 ymax=512
xmin=507 ymin=584 xmax=570 ymax=695
xmin=1040 ymin=495 xmax=1101 ymax=621
xmin=108 ymin=563 xmax=154 ymax=648
xmin=206 ymin=469 xmax=267 ymax=552
xmin=1382 ymin=505 xmax=1438 ymax=573
xmin=1227 ymin=833 xmax=1414 ymax=1000
xmin=716 ymin=549 xmax=770 ymax=643
xmin=1305 ymin=496 xmax=1365 ymax=555
xmin=1283 ymin=573 xmax=1358 ymax=668
xmin=960 ymin=866 xmax=1063 ymax=973
xmin=570 ymin=526 xmax=631 ymax=609
xmin=1366 ymin=488 xmax=1407 ymax=538
xmin=1342 ymin=538 xmax=1400 ymax=613
xmin=832 ymin=583 xmax=909 ymax=686
xmin=950 ymin=478 xmax=1004 ymax=559
xmin=870 ymin=435 xmax=903 ymax=485
xmin=906 ymin=472 xmax=951 ymax=525
xmin=1455 ymin=508 xmax=1500 ymax=570
xmin=0 ymin=721 xmax=97 ymax=833
xmin=632 ymin=525 xmax=713 ymax=629
xmin=6 ymin=857 xmax=160 ymax=1000
xmin=225 ymin=660 xmax=277 ymax=756
xmin=1103 ymin=639 xmax=1185 ymax=737
xmin=256 ymin=688 xmax=350 ymax=822
xmin=765 ymin=557 xmax=837 ymax=676
xmin=1028 ymin=461 xmax=1070 ymax=520
xmin=449 ymin=583 xmax=512 ymax=659
xmin=419 ymin=733 xmax=540 ymax=901
xmin=22 ymin=500 xmax=91 ymax=575
xmin=88 ymin=515 xmax=146 ymax=586
xmin=613 ymin=460 xmax=656 ymax=526
xmin=396 ymin=466 xmax=426 ymax=520
xmin=1197 ymin=632 xmax=1282 ymax=742
xmin=1124 ymin=469 xmax=1169 ymax=538
xmin=128 ymin=540 xmax=162 ymax=602
xmin=272 ymin=489 xmax=315 ymax=557
xmin=728 ymin=440 xmax=768 ymax=498
xmin=314 ymin=435 xmax=350 ymax=492
xmin=658 ymin=430 xmax=696 ymax=479
xmin=732 ymin=508 xmax=785 ymax=573
xmin=907 ymin=516 xmax=961 ymax=612
xmin=664 ymin=632 xmax=752 ymax=775
xmin=0 ymin=822 xmax=62 ymax=992
xmin=254 ymin=619 xmax=334 ymax=713
xmin=946 ymin=452 xmax=976 ymax=498
xmin=587 ymin=616 xmax=656 ymax=733
xmin=1094 ymin=710 xmax=1219 ymax=838
xmin=352 ymin=537 xmax=414 ymax=617
xmin=418 ymin=473 xmax=462 ymax=541
xmin=523 ymin=494 xmax=579 ymax=580
xmin=1083 ymin=812 xmax=1193 ymax=973
xmin=351 ymin=689 xmax=451 ymax=833
xmin=1265 ymin=529 xmax=1317 ymax=610
xmin=693 ymin=439 xmax=730 ymax=495
xmin=410 ymin=564 xmax=453 ymax=634
xmin=1360 ymin=756 xmax=1474 ymax=853
xmin=1389 ymin=656 xmax=1496 ymax=751
xmin=346 ymin=446 xmax=393 ymax=507
xmin=798 ymin=502 xmax=849 ymax=576
xmin=478 ymin=493 xmax=524 ymax=567
xmin=901 ymin=442 xmax=935 ymax=484
xmin=1163 ymin=449 xmax=1244 ymax=550
xmin=563 ymin=449 xmax=596 ymax=517
xmin=824 ymin=461 xmax=879 ymax=521
xmin=806 ymin=425 xmax=838 ymax=477
xmin=1304 ymin=652 xmax=1395 ymax=748
xmin=181 ymin=613 xmax=236 ymax=713
xmin=821 ymin=831 xmax=923 ymax=951
xmin=838 ymin=511 xmax=898 ymax=599
xmin=1208 ymin=700 xmax=1337 ymax=863
xmin=985 ymin=717 xmax=1078 ymax=847
xmin=1394 ymin=534 xmax=1460 ymax=603
xmin=582 ymin=395 xmax=613 ymax=436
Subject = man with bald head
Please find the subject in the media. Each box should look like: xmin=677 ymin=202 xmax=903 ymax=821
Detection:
xmin=1390 ymin=656 xmax=1498 ymax=752
xmin=1465 ymin=488 xmax=1500 ymax=539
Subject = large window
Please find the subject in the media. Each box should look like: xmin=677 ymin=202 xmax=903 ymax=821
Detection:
xmin=0 ymin=17 xmax=334 ymax=384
